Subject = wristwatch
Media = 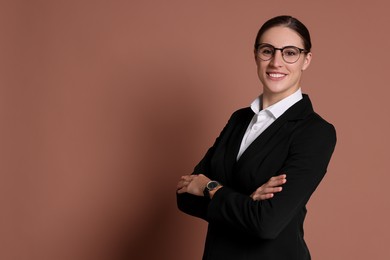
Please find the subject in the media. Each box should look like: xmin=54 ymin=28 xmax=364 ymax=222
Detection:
xmin=203 ymin=180 xmax=221 ymax=198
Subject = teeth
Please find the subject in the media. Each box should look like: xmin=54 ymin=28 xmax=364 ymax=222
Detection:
xmin=269 ymin=73 xmax=285 ymax=78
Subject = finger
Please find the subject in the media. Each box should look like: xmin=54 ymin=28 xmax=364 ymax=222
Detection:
xmin=273 ymin=174 xmax=287 ymax=181
xmin=261 ymin=193 xmax=274 ymax=200
xmin=177 ymin=179 xmax=191 ymax=189
xmin=268 ymin=180 xmax=286 ymax=188
xmin=268 ymin=176 xmax=287 ymax=186
xmin=253 ymin=193 xmax=274 ymax=201
xmin=252 ymin=186 xmax=282 ymax=199
xmin=176 ymin=187 xmax=187 ymax=194
xmin=255 ymin=180 xmax=284 ymax=193
xmin=176 ymin=182 xmax=186 ymax=190
xmin=180 ymin=175 xmax=192 ymax=181
xmin=270 ymin=174 xmax=287 ymax=182
xmin=263 ymin=186 xmax=283 ymax=193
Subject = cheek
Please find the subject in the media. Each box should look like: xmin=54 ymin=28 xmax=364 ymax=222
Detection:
xmin=256 ymin=62 xmax=268 ymax=74
xmin=256 ymin=66 xmax=267 ymax=81
xmin=287 ymin=63 xmax=304 ymax=74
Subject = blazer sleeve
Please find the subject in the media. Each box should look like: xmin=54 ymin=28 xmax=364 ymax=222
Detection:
xmin=175 ymin=145 xmax=214 ymax=221
xmin=206 ymin=117 xmax=337 ymax=239
xmin=176 ymin=111 xmax=238 ymax=220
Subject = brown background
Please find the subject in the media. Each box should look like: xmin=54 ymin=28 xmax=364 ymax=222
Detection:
xmin=1 ymin=0 xmax=389 ymax=259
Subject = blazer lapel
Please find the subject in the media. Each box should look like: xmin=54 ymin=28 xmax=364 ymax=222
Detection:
xmin=222 ymin=108 xmax=253 ymax=182
xmin=236 ymin=114 xmax=289 ymax=164
xmin=237 ymin=95 xmax=314 ymax=165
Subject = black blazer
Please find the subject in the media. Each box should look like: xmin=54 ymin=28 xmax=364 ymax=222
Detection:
xmin=177 ymin=95 xmax=336 ymax=260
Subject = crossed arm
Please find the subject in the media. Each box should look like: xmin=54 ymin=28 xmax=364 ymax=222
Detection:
xmin=176 ymin=173 xmax=287 ymax=201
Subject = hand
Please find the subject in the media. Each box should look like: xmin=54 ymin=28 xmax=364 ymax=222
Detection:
xmin=176 ymin=174 xmax=210 ymax=196
xmin=250 ymin=174 xmax=287 ymax=201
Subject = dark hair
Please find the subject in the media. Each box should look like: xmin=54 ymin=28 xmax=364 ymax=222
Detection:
xmin=254 ymin=15 xmax=312 ymax=52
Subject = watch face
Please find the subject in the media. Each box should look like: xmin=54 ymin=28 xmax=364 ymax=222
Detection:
xmin=207 ymin=181 xmax=219 ymax=190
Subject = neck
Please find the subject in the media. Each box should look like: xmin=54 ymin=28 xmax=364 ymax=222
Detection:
xmin=261 ymin=88 xmax=300 ymax=109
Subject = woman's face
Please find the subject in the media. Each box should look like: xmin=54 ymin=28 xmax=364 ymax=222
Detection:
xmin=255 ymin=26 xmax=312 ymax=100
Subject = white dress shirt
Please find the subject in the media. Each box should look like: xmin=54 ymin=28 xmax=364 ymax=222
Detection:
xmin=236 ymin=89 xmax=303 ymax=160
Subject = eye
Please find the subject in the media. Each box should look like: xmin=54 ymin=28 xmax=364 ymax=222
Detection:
xmin=283 ymin=48 xmax=299 ymax=56
xmin=259 ymin=46 xmax=273 ymax=55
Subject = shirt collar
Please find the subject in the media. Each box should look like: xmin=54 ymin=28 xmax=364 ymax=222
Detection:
xmin=250 ymin=88 xmax=303 ymax=119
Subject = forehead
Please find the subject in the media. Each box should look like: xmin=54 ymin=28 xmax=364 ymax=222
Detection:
xmin=259 ymin=26 xmax=304 ymax=48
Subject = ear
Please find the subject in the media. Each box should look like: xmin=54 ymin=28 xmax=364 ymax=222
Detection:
xmin=301 ymin=52 xmax=312 ymax=71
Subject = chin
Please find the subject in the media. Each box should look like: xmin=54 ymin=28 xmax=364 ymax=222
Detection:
xmin=264 ymin=85 xmax=289 ymax=93
xmin=264 ymin=86 xmax=297 ymax=96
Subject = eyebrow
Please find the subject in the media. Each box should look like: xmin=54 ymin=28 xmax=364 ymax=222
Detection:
xmin=257 ymin=43 xmax=304 ymax=49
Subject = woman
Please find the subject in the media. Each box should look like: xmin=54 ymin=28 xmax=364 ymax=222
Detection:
xmin=176 ymin=15 xmax=336 ymax=260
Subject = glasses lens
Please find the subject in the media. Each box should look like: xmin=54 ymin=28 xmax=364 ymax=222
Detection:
xmin=282 ymin=47 xmax=300 ymax=63
xmin=258 ymin=46 xmax=274 ymax=61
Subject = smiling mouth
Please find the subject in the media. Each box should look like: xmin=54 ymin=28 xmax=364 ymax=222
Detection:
xmin=267 ymin=73 xmax=286 ymax=78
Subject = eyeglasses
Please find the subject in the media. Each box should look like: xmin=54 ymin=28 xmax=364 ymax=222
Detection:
xmin=255 ymin=43 xmax=308 ymax=64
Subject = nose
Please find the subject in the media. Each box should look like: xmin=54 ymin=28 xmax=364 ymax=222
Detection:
xmin=269 ymin=50 xmax=284 ymax=67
